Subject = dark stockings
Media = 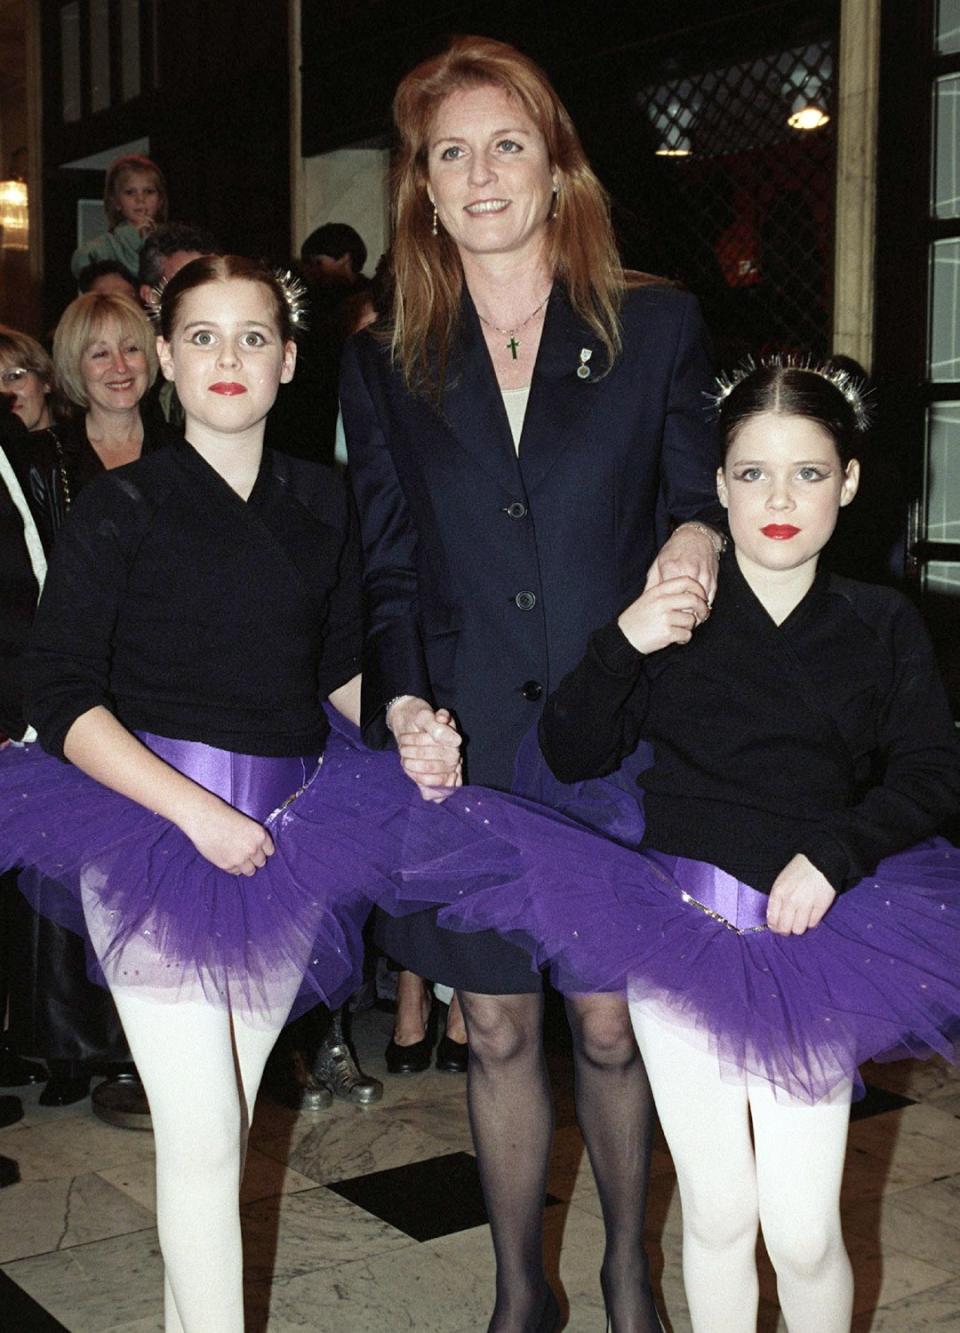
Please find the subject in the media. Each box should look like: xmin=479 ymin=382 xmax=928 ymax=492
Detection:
xmin=458 ymin=989 xmax=659 ymax=1333
xmin=566 ymin=993 xmax=660 ymax=1332
xmin=458 ymin=990 xmax=554 ymax=1332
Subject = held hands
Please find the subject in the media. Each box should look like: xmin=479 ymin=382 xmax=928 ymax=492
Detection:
xmin=617 ymin=576 xmax=711 ymax=654
xmin=388 ymin=696 xmax=463 ymax=803
xmin=646 ymin=524 xmax=722 ymax=606
xmin=178 ymin=794 xmax=275 ymax=877
xmin=766 ymin=854 xmax=837 ymax=936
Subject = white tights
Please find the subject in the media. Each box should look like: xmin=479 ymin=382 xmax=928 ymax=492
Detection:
xmin=109 ymin=986 xmax=290 ymax=1332
xmin=630 ymin=1001 xmax=854 ymax=1333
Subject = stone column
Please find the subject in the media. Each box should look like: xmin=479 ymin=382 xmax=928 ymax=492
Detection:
xmin=833 ymin=0 xmax=882 ymax=371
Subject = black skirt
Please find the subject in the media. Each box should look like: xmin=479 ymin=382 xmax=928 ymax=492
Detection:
xmin=374 ymin=906 xmax=542 ymax=993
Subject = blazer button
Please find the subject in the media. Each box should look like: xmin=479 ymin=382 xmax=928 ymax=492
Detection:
xmin=521 ymin=680 xmax=543 ymax=701
xmin=503 ymin=501 xmax=527 ymax=518
xmin=514 ymin=591 xmax=537 ymax=611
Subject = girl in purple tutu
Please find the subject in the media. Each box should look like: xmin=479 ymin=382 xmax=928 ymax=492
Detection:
xmin=398 ymin=359 xmax=960 ymax=1330
xmin=526 ymin=360 xmax=960 ymax=1331
xmin=3 ymin=255 xmax=396 ymax=1332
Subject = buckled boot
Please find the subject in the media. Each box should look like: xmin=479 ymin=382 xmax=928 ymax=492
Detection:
xmin=314 ymin=1008 xmax=382 ymax=1104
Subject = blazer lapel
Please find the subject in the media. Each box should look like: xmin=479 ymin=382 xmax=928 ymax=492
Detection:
xmin=517 ymin=284 xmax=607 ymax=493
xmin=439 ymin=291 xmax=522 ymax=497
xmin=434 ymin=283 xmax=606 ymax=496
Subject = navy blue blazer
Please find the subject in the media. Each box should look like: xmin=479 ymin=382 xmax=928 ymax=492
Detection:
xmin=341 ymin=280 xmax=723 ymax=788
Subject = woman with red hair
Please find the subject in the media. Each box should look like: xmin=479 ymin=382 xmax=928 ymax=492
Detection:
xmin=342 ymin=35 xmax=723 ymax=1331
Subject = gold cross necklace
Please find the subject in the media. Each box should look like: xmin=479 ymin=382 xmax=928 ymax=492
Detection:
xmin=477 ymin=292 xmax=551 ymax=360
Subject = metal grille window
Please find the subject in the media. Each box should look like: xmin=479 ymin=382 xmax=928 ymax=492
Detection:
xmin=921 ymin=3 xmax=960 ymax=619
xmin=639 ymin=40 xmax=836 ymax=363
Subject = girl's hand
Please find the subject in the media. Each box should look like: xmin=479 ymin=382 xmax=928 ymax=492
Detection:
xmin=135 ymin=216 xmax=157 ymax=237
xmin=177 ymin=795 xmax=275 ymax=876
xmin=389 ymin=699 xmax=463 ymax=803
xmin=766 ymin=854 xmax=836 ymax=935
xmin=617 ymin=576 xmax=711 ymax=654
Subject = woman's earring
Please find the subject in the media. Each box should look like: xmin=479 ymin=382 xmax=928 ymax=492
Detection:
xmin=550 ymin=183 xmax=559 ymax=220
xmin=431 ymin=206 xmax=438 ymax=236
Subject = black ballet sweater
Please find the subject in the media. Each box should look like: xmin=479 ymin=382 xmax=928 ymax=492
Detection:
xmin=26 ymin=441 xmax=362 ymax=760
xmin=539 ymin=554 xmax=960 ymax=893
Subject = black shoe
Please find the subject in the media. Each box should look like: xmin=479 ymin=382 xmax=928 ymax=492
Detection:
xmin=0 ymin=1155 xmax=19 ymax=1187
xmin=435 ymin=1033 xmax=469 ymax=1073
xmin=0 ymin=1045 xmax=47 ymax=1088
xmin=39 ymin=1074 xmax=90 ymax=1107
xmin=535 ymin=1287 xmax=562 ymax=1332
xmin=0 ymin=1095 xmax=23 ymax=1128
xmin=384 ymin=1035 xmax=433 ymax=1074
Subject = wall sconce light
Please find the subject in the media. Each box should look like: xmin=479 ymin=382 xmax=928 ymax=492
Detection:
xmin=0 ymin=149 xmax=29 ymax=251
xmin=784 ymin=53 xmax=831 ymax=132
xmin=787 ymin=87 xmax=830 ymax=130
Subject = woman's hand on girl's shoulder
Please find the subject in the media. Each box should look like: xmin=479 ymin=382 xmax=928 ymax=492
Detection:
xmin=617 ymin=576 xmax=710 ymax=655
xmin=766 ymin=854 xmax=836 ymax=936
xmin=177 ymin=793 xmax=275 ymax=877
xmin=648 ymin=524 xmax=722 ymax=606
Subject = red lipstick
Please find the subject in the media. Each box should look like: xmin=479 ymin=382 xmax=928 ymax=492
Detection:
xmin=210 ymin=382 xmax=246 ymax=395
xmin=761 ymin=524 xmax=800 ymax=539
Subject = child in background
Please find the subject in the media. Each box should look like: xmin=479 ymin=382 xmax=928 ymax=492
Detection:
xmin=70 ymin=153 xmax=167 ymax=282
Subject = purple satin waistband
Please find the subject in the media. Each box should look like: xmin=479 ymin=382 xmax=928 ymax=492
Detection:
xmin=136 ymin=732 xmax=318 ymax=823
xmin=645 ymin=851 xmax=769 ymax=932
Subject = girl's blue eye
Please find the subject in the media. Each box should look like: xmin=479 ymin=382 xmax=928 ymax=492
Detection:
xmin=191 ymin=331 xmax=214 ymax=346
xmin=241 ymin=332 xmax=267 ymax=348
xmin=798 ymin=466 xmax=827 ymax=481
xmin=736 ymin=467 xmax=763 ymax=482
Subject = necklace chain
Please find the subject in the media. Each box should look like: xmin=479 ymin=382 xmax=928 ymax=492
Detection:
xmin=476 ymin=292 xmax=551 ymax=360
xmin=476 ymin=292 xmax=551 ymax=337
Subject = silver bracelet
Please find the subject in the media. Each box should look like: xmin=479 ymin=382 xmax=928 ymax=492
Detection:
xmin=677 ymin=521 xmax=728 ymax=554
xmin=383 ymin=695 xmax=412 ymax=733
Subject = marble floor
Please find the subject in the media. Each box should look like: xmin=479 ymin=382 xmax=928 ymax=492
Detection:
xmin=1 ymin=1006 xmax=959 ymax=1331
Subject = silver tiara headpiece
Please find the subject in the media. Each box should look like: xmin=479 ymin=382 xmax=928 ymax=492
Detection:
xmin=710 ymin=354 xmax=871 ymax=432
xmin=274 ymin=268 xmax=309 ymax=331
xmin=144 ymin=268 xmax=309 ymax=332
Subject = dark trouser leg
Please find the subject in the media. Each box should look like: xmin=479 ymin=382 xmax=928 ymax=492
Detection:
xmin=565 ymin=992 xmax=661 ymax=1332
xmin=457 ymin=989 xmax=556 ymax=1332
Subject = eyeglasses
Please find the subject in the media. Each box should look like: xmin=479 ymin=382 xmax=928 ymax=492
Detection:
xmin=0 ymin=367 xmax=32 ymax=388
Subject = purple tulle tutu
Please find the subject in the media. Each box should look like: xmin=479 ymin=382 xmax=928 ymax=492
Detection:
xmin=396 ymin=780 xmax=960 ymax=1103
xmin=6 ymin=705 xmax=959 ymax=1094
xmin=0 ymin=711 xmax=416 ymax=1024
